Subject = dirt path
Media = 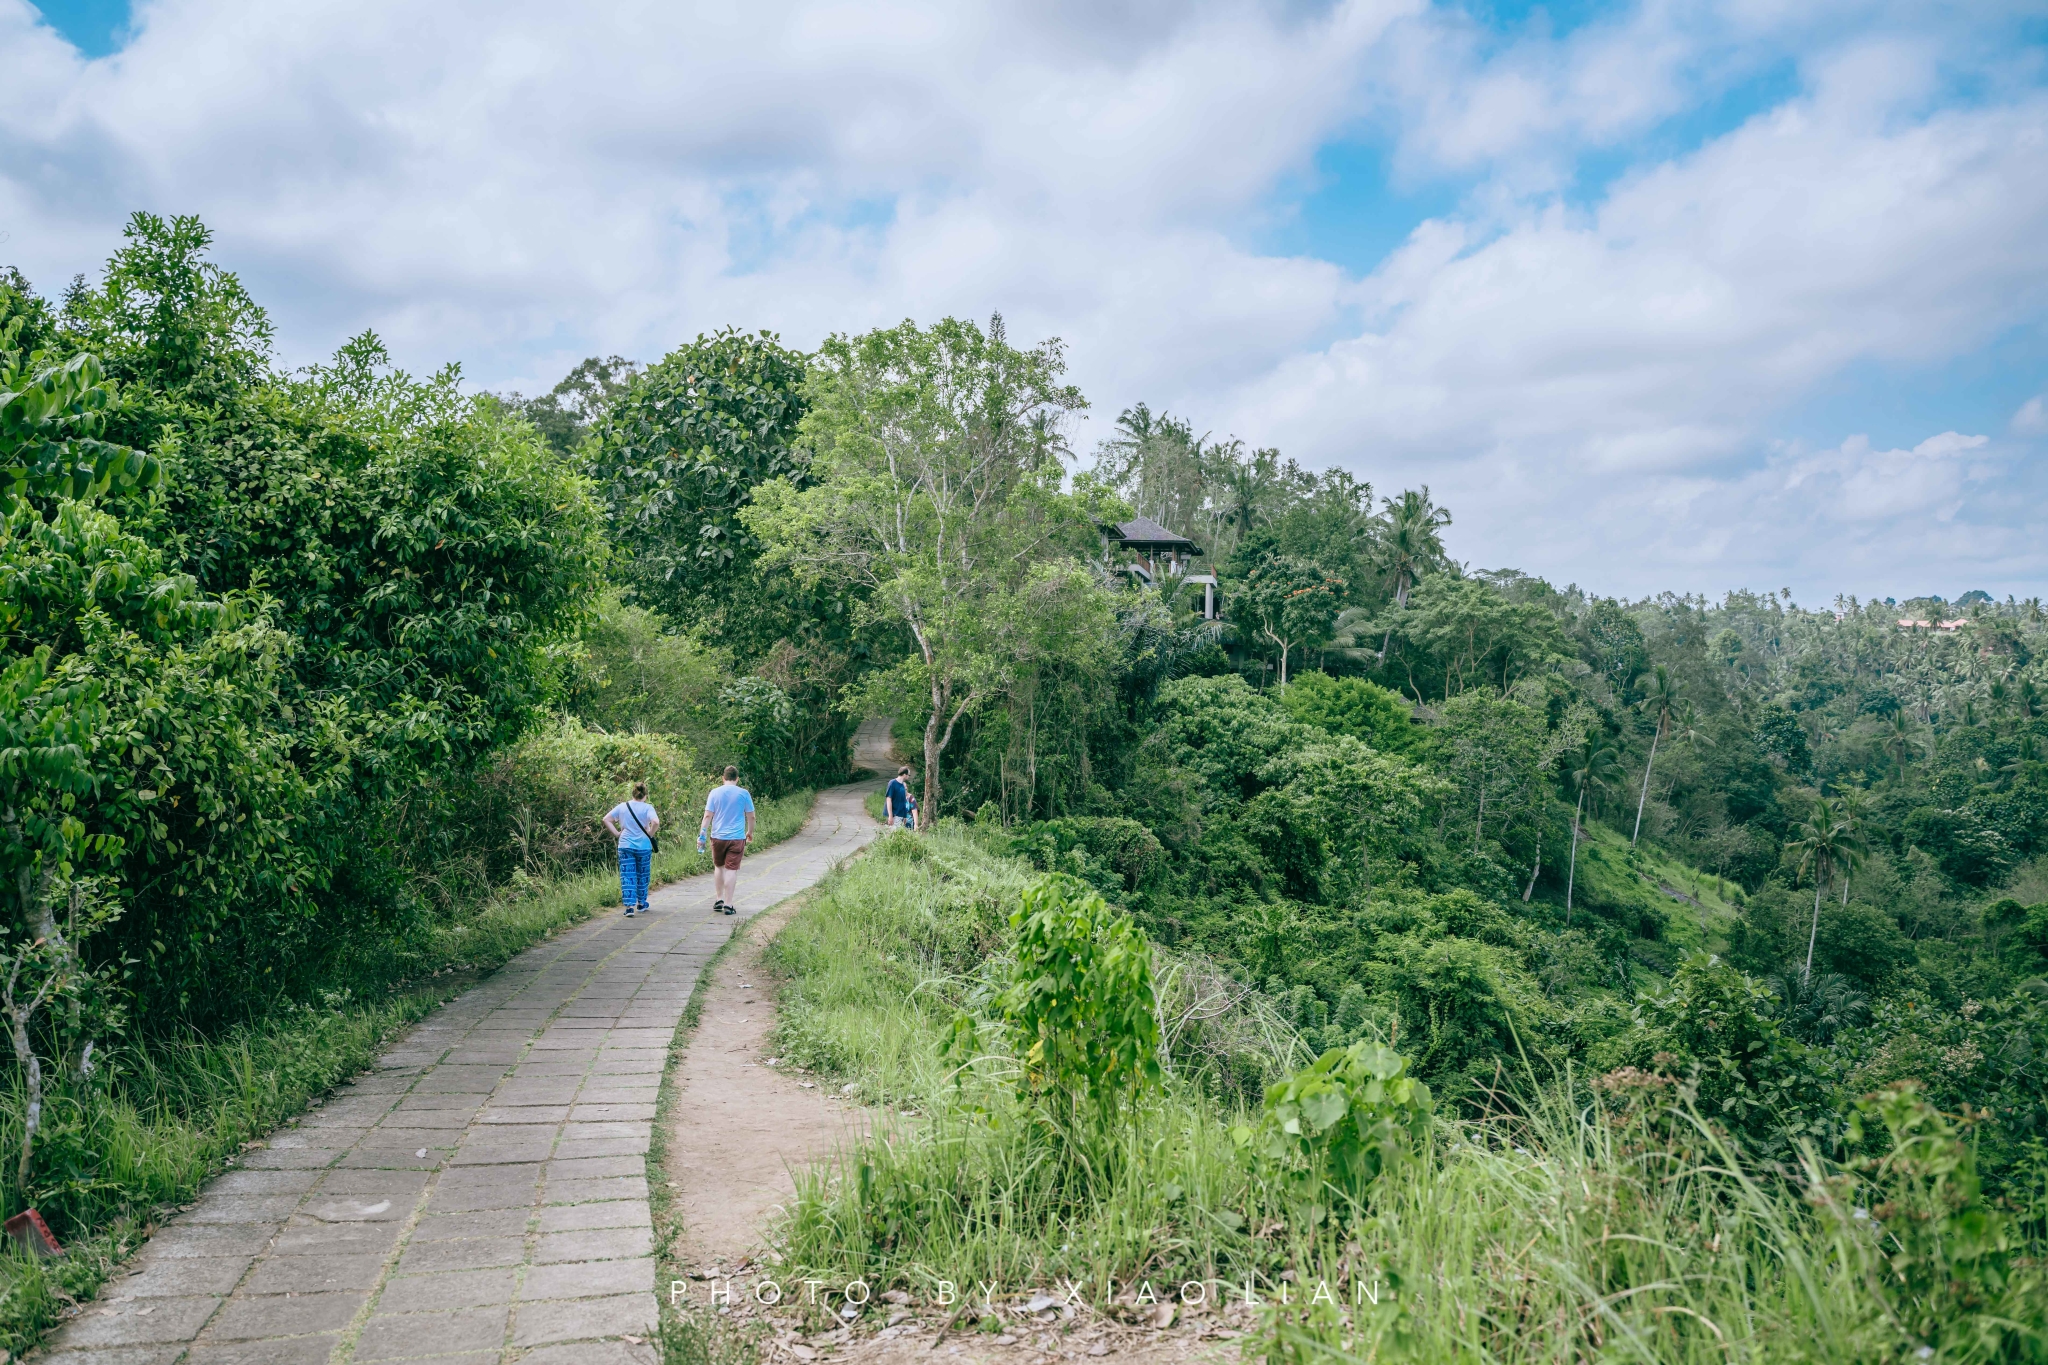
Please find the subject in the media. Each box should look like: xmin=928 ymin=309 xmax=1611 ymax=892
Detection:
xmin=663 ymin=717 xmax=896 ymax=1272
xmin=663 ymin=892 xmax=869 ymax=1276
xmin=661 ymin=721 xmax=1239 ymax=1365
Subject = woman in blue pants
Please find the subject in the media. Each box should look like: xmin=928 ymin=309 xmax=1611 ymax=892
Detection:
xmin=602 ymin=782 xmax=661 ymax=917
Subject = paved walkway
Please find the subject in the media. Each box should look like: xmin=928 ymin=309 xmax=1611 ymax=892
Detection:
xmin=43 ymin=768 xmax=885 ymax=1365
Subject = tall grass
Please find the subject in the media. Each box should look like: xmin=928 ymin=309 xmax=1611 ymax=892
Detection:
xmin=768 ymin=828 xmax=2047 ymax=1362
xmin=0 ymin=789 xmax=816 ymax=1357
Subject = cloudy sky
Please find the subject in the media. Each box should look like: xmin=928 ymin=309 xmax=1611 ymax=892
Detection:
xmin=5 ymin=0 xmax=2045 ymax=604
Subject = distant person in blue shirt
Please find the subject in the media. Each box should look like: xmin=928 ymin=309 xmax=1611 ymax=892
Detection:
xmin=602 ymin=782 xmax=660 ymax=918
xmin=885 ymin=766 xmax=917 ymax=830
xmin=698 ymin=766 xmax=756 ymax=916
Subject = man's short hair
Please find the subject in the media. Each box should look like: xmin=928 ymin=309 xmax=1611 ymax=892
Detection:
xmin=897 ymin=766 xmax=910 ymax=776
xmin=722 ymin=765 xmax=739 ymax=781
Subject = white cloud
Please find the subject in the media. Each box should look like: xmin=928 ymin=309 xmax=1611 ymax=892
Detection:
xmin=2 ymin=0 xmax=2045 ymax=600
xmin=1782 ymin=431 xmax=1988 ymax=523
xmin=0 ymin=0 xmax=1403 ymax=380
xmin=1217 ymin=60 xmax=2048 ymax=598
xmin=2015 ymin=395 xmax=2048 ymax=436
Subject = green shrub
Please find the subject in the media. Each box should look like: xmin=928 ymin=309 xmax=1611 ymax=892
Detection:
xmin=1238 ymin=1040 xmax=1431 ymax=1223
xmin=989 ymin=876 xmax=1162 ymax=1124
xmin=1011 ymin=817 xmax=1165 ymax=893
xmin=482 ymin=717 xmax=700 ymax=878
xmin=1843 ymin=1082 xmax=2046 ymax=1363
xmin=1278 ymin=670 xmax=1423 ymax=756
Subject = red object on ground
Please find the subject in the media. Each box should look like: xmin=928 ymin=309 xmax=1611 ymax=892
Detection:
xmin=4 ymin=1208 xmax=62 ymax=1257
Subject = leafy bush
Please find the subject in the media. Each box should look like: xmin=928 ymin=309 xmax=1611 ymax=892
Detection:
xmin=3 ymin=499 xmax=314 ymax=1020
xmin=1625 ymin=953 xmax=1828 ymax=1149
xmin=1278 ymin=670 xmax=1422 ymax=756
xmin=470 ymin=716 xmax=701 ymax=883
xmin=1237 ymin=1040 xmax=1431 ymax=1221
xmin=1843 ymin=1083 xmax=2047 ymax=1363
xmin=990 ymin=875 xmax=1162 ymax=1124
xmin=1011 ymin=817 xmax=1165 ymax=894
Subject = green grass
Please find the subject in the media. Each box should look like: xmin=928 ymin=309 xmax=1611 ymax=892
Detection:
xmin=0 ymin=789 xmax=818 ymax=1358
xmin=767 ymin=830 xmax=1274 ymax=1307
xmin=1568 ymin=820 xmax=1742 ymax=958
xmin=764 ymin=827 xmax=2046 ymax=1362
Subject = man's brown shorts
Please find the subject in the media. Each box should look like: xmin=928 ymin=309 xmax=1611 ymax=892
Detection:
xmin=709 ymin=838 xmax=745 ymax=871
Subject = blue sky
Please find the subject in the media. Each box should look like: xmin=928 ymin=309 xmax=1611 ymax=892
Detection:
xmin=29 ymin=0 xmax=125 ymax=53
xmin=6 ymin=0 xmax=2047 ymax=602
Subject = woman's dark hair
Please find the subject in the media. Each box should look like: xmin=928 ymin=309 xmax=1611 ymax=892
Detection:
xmin=897 ymin=766 xmax=910 ymax=776
xmin=632 ymin=782 xmax=648 ymax=799
xmin=722 ymin=765 xmax=739 ymax=781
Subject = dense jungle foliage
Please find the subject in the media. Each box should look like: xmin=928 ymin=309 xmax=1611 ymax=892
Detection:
xmin=6 ymin=214 xmax=2047 ymax=1357
xmin=844 ymin=402 xmax=2048 ymax=1209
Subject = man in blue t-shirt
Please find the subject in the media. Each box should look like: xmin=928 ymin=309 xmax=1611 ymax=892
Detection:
xmin=698 ymin=766 xmax=756 ymax=916
xmin=884 ymin=766 xmax=917 ymax=830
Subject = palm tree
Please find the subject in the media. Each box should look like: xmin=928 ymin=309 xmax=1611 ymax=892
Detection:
xmin=1323 ymin=605 xmax=1380 ymax=669
xmin=1832 ymin=783 xmax=1874 ymax=904
xmin=1563 ymin=738 xmax=1622 ymax=923
xmin=1219 ymin=445 xmax=1281 ymax=540
xmin=1374 ymin=487 xmax=1452 ymax=657
xmin=1629 ymin=666 xmax=1682 ymax=847
xmin=2003 ymin=734 xmax=2044 ymax=788
xmin=1769 ymin=970 xmax=1870 ymax=1045
xmin=1881 ymin=710 xmax=1926 ymax=779
xmin=1785 ymin=797 xmax=1866 ymax=986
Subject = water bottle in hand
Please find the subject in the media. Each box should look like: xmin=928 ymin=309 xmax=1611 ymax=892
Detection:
xmin=698 ymin=831 xmax=708 ymax=853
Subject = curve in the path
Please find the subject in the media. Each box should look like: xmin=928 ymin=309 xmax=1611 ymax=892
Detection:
xmin=42 ymin=776 xmax=882 ymax=1365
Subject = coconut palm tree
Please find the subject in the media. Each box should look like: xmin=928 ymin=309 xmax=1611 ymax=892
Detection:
xmin=1881 ymin=710 xmax=1927 ymax=779
xmin=1563 ymin=737 xmax=1621 ymax=923
xmin=2003 ymin=734 xmax=2044 ymax=788
xmin=1629 ymin=665 xmax=1682 ymax=847
xmin=1373 ymin=487 xmax=1452 ymax=657
xmin=1832 ymin=783 xmax=1874 ymax=904
xmin=1785 ymin=797 xmax=1867 ymax=986
xmin=1219 ymin=444 xmax=1281 ymax=540
xmin=1768 ymin=970 xmax=1870 ymax=1045
xmin=1323 ymin=605 xmax=1380 ymax=669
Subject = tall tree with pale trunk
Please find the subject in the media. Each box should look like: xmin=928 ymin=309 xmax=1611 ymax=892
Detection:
xmin=744 ymin=315 xmax=1088 ymax=823
xmin=1564 ymin=737 xmax=1621 ymax=922
xmin=1786 ymin=797 xmax=1866 ymax=986
xmin=1629 ymin=665 xmax=1682 ymax=846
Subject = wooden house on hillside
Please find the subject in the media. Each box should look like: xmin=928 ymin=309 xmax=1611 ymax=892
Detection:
xmin=1100 ymin=516 xmax=1218 ymax=619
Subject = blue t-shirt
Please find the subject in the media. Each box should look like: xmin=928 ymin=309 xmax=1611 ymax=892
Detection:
xmin=886 ymin=778 xmax=910 ymax=816
xmin=609 ymin=800 xmax=658 ymax=851
xmin=704 ymin=784 xmax=755 ymax=840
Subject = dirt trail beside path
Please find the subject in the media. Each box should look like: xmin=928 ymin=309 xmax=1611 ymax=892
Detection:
xmin=662 ymin=719 xmax=1236 ymax=1365
xmin=663 ymin=717 xmax=896 ymax=1271
xmin=664 ymin=891 xmax=868 ymax=1274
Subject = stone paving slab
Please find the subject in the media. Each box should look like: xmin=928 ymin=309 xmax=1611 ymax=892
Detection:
xmin=40 ymin=777 xmax=880 ymax=1364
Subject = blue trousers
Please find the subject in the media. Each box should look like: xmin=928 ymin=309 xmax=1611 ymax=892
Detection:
xmin=618 ymin=845 xmax=651 ymax=909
